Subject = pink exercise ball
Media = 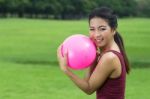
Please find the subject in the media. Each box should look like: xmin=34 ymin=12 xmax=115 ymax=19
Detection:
xmin=61 ymin=34 xmax=96 ymax=70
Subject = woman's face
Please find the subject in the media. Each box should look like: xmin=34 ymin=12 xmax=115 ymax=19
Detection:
xmin=89 ymin=17 xmax=115 ymax=48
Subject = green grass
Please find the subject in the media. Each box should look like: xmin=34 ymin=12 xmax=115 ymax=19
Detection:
xmin=0 ymin=61 xmax=94 ymax=99
xmin=0 ymin=18 xmax=150 ymax=99
xmin=119 ymin=18 xmax=150 ymax=67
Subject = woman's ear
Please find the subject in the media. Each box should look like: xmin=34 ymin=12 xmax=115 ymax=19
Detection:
xmin=111 ymin=29 xmax=116 ymax=36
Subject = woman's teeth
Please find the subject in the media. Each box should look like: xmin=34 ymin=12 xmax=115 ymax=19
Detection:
xmin=96 ymin=38 xmax=103 ymax=42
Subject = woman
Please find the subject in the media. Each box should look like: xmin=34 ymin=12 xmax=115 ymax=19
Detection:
xmin=57 ymin=7 xmax=130 ymax=99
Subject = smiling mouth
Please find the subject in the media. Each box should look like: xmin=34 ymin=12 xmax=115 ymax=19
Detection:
xmin=95 ymin=38 xmax=104 ymax=43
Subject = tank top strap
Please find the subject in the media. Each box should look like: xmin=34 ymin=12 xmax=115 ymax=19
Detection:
xmin=97 ymin=50 xmax=122 ymax=63
xmin=98 ymin=50 xmax=125 ymax=68
xmin=104 ymin=50 xmax=124 ymax=64
xmin=105 ymin=50 xmax=122 ymax=57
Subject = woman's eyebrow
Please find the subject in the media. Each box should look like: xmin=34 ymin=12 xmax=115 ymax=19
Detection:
xmin=89 ymin=25 xmax=107 ymax=28
xmin=98 ymin=25 xmax=107 ymax=28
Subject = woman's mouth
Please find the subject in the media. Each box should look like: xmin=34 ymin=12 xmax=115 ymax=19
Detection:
xmin=95 ymin=38 xmax=104 ymax=43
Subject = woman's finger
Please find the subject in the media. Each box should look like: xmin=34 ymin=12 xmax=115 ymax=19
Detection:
xmin=64 ymin=49 xmax=68 ymax=66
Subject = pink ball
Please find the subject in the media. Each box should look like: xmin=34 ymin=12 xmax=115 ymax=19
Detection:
xmin=61 ymin=34 xmax=96 ymax=70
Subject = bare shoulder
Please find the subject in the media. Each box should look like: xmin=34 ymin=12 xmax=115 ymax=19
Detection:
xmin=96 ymin=52 xmax=120 ymax=72
xmin=99 ymin=52 xmax=118 ymax=63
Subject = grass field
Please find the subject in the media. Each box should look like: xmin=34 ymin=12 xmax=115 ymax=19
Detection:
xmin=0 ymin=18 xmax=150 ymax=99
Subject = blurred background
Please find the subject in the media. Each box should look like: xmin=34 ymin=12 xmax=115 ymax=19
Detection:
xmin=0 ymin=0 xmax=150 ymax=99
xmin=0 ymin=0 xmax=150 ymax=19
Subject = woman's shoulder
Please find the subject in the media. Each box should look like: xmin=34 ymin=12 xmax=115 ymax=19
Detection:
xmin=97 ymin=52 xmax=117 ymax=69
xmin=100 ymin=51 xmax=119 ymax=62
xmin=98 ymin=51 xmax=121 ymax=69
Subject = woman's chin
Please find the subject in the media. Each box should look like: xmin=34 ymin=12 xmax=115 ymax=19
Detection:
xmin=96 ymin=42 xmax=105 ymax=48
xmin=96 ymin=44 xmax=103 ymax=48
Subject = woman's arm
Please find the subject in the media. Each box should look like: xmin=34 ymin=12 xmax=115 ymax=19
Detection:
xmin=57 ymin=46 xmax=116 ymax=95
xmin=84 ymin=49 xmax=100 ymax=81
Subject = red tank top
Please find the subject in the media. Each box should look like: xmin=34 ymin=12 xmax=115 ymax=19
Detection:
xmin=96 ymin=50 xmax=126 ymax=99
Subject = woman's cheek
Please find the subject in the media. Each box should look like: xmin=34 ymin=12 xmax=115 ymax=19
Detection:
xmin=89 ymin=33 xmax=94 ymax=40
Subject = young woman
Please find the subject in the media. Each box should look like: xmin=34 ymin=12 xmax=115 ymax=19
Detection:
xmin=57 ymin=7 xmax=130 ymax=99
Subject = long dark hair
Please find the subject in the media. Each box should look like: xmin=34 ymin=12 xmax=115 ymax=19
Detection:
xmin=89 ymin=7 xmax=130 ymax=74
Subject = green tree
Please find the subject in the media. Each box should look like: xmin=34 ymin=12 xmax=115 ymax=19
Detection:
xmin=95 ymin=0 xmax=137 ymax=17
xmin=136 ymin=0 xmax=150 ymax=17
xmin=0 ymin=0 xmax=6 ymax=17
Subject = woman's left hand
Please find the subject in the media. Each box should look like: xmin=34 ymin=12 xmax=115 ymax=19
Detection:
xmin=57 ymin=45 xmax=69 ymax=72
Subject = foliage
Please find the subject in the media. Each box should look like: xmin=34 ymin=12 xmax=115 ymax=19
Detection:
xmin=0 ymin=0 xmax=149 ymax=19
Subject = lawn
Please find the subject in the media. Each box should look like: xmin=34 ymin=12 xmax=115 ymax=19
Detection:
xmin=0 ymin=18 xmax=150 ymax=99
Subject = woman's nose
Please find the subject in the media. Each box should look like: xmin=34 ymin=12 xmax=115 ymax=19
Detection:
xmin=95 ymin=30 xmax=101 ymax=37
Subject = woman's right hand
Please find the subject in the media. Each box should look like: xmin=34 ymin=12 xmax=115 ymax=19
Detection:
xmin=57 ymin=44 xmax=69 ymax=72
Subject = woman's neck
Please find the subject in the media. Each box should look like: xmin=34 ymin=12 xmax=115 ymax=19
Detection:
xmin=100 ymin=41 xmax=114 ymax=52
xmin=100 ymin=39 xmax=117 ymax=53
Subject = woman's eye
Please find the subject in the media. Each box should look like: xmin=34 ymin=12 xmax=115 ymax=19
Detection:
xmin=90 ymin=28 xmax=94 ymax=31
xmin=99 ymin=28 xmax=106 ymax=31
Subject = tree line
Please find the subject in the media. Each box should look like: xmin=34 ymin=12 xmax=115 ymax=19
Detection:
xmin=0 ymin=0 xmax=149 ymax=19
